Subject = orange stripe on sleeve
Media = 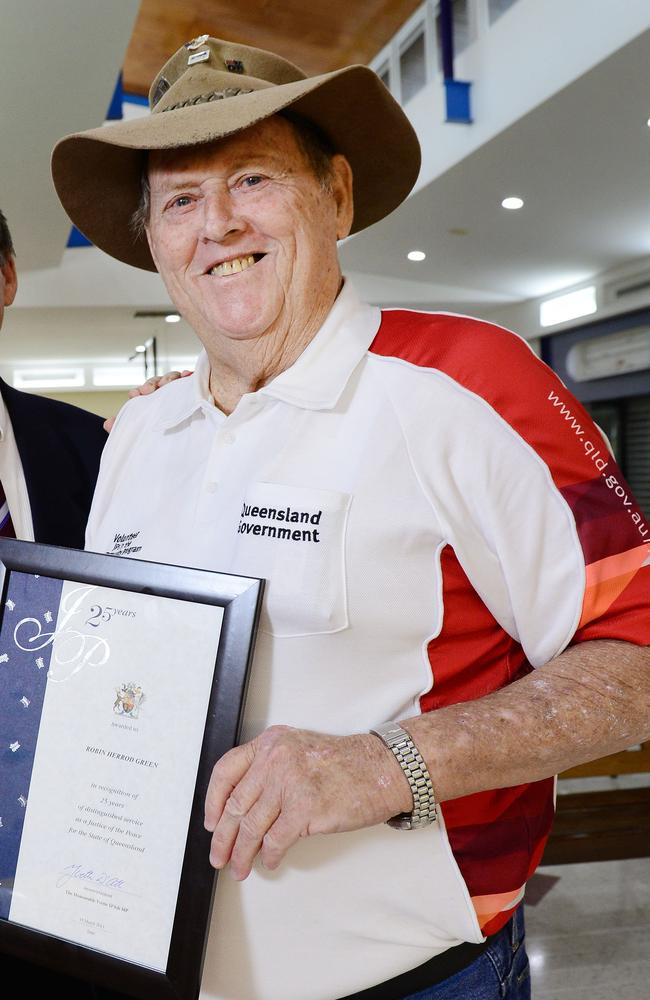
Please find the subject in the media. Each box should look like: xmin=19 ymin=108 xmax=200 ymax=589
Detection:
xmin=579 ymin=544 xmax=650 ymax=628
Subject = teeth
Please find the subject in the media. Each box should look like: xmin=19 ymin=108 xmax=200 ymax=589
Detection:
xmin=210 ymin=254 xmax=257 ymax=277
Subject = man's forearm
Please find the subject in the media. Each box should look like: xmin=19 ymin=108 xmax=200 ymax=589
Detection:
xmin=400 ymin=640 xmax=650 ymax=805
xmin=204 ymin=640 xmax=650 ymax=877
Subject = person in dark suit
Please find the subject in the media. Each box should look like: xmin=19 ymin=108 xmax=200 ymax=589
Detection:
xmin=0 ymin=209 xmax=106 ymax=547
xmin=0 ymin=212 xmax=108 ymax=995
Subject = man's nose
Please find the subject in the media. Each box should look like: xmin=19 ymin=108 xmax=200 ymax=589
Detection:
xmin=200 ymin=185 xmax=246 ymax=242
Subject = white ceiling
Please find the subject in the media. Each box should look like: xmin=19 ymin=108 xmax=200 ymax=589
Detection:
xmin=3 ymin=5 xmax=650 ymax=374
xmin=0 ymin=0 xmax=140 ymax=271
xmin=341 ymin=27 xmax=650 ymax=311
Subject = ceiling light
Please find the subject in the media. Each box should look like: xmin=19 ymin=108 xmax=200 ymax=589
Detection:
xmin=165 ymin=313 xmax=181 ymax=323
xmin=407 ymin=250 xmax=426 ymax=261
xmin=13 ymin=368 xmax=85 ymax=390
xmin=135 ymin=344 xmax=146 ymax=353
xmin=540 ymin=286 xmax=597 ymax=328
xmin=501 ymin=197 xmax=524 ymax=210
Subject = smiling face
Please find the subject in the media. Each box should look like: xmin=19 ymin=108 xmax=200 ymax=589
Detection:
xmin=146 ymin=116 xmax=354 ymax=367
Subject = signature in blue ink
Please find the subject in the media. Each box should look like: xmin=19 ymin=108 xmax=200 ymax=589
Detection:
xmin=56 ymin=864 xmax=126 ymax=891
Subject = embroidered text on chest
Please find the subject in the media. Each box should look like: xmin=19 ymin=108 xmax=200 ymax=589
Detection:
xmin=109 ymin=531 xmax=143 ymax=556
xmin=238 ymin=502 xmax=323 ymax=543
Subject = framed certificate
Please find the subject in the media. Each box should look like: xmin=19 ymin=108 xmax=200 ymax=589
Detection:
xmin=0 ymin=538 xmax=263 ymax=999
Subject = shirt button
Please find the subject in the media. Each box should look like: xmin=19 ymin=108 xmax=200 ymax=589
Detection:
xmin=206 ymin=482 xmax=218 ymax=494
xmin=221 ymin=431 xmax=235 ymax=445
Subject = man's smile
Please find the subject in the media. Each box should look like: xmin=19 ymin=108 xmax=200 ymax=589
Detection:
xmin=205 ymin=253 xmax=266 ymax=278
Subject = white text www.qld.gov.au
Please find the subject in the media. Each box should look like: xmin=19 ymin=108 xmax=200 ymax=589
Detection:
xmin=547 ymin=389 xmax=650 ymax=548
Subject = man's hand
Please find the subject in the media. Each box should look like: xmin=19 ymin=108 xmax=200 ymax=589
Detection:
xmin=103 ymin=370 xmax=193 ymax=431
xmin=127 ymin=369 xmax=193 ymax=399
xmin=204 ymin=725 xmax=412 ymax=880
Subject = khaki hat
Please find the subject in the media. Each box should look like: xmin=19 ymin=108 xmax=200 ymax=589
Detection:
xmin=51 ymin=36 xmax=421 ymax=272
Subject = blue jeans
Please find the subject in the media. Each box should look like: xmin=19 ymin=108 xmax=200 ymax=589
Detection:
xmin=404 ymin=907 xmax=531 ymax=1000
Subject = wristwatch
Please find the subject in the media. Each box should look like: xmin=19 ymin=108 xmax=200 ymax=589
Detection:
xmin=370 ymin=722 xmax=438 ymax=830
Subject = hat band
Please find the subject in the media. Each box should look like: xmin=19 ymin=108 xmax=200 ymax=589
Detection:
xmin=160 ymin=87 xmax=254 ymax=113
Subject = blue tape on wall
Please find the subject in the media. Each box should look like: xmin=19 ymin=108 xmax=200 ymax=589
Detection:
xmin=445 ymin=79 xmax=473 ymax=123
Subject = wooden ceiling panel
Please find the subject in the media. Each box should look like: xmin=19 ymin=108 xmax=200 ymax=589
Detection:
xmin=123 ymin=0 xmax=423 ymax=95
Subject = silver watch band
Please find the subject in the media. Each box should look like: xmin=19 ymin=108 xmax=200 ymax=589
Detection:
xmin=370 ymin=722 xmax=438 ymax=830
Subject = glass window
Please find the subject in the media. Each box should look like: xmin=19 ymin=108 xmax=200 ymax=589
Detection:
xmin=436 ymin=0 xmax=471 ymax=64
xmin=488 ymin=0 xmax=520 ymax=25
xmin=400 ymin=30 xmax=426 ymax=104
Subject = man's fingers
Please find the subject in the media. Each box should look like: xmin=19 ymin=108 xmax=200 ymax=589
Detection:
xmin=228 ymin=797 xmax=282 ymax=880
xmin=129 ymin=370 xmax=192 ymax=399
xmin=128 ymin=379 xmax=157 ymax=397
xmin=204 ymin=743 xmax=256 ymax=830
xmin=157 ymin=370 xmax=183 ymax=387
xmin=209 ymin=780 xmax=264 ymax=871
xmin=260 ymin=814 xmax=302 ymax=872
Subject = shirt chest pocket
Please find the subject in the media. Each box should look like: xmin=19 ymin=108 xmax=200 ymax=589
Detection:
xmin=232 ymin=482 xmax=351 ymax=637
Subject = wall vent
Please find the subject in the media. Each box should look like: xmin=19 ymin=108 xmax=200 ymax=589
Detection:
xmin=602 ymin=269 xmax=650 ymax=306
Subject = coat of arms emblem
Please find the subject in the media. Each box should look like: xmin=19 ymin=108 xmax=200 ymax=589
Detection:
xmin=114 ymin=682 xmax=145 ymax=719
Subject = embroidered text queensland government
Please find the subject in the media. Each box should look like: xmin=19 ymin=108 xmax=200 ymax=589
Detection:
xmin=238 ymin=501 xmax=323 ymax=543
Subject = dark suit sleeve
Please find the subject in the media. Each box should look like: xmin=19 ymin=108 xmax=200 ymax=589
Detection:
xmin=2 ymin=383 xmax=107 ymax=548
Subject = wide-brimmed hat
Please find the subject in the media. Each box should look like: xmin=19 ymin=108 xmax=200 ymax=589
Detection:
xmin=51 ymin=35 xmax=421 ymax=272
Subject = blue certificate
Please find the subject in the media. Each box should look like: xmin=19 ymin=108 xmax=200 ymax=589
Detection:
xmin=0 ymin=541 xmax=261 ymax=997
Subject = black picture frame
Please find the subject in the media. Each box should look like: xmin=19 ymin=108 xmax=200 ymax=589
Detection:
xmin=0 ymin=538 xmax=263 ymax=999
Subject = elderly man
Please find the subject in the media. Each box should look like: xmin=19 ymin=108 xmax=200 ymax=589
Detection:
xmin=52 ymin=36 xmax=650 ymax=1000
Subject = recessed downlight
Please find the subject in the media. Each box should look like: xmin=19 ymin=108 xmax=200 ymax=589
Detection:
xmin=501 ymin=196 xmax=524 ymax=210
xmin=407 ymin=250 xmax=426 ymax=261
xmin=135 ymin=344 xmax=146 ymax=353
xmin=165 ymin=313 xmax=181 ymax=323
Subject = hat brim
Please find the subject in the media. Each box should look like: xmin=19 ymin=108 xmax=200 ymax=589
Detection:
xmin=51 ymin=65 xmax=421 ymax=271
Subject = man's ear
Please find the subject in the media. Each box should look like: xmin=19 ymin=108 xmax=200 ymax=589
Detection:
xmin=330 ymin=155 xmax=354 ymax=241
xmin=1 ymin=256 xmax=17 ymax=307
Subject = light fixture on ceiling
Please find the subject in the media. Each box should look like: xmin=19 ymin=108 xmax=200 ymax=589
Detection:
xmin=165 ymin=313 xmax=181 ymax=323
xmin=135 ymin=344 xmax=146 ymax=353
xmin=540 ymin=286 xmax=597 ymax=328
xmin=501 ymin=196 xmax=524 ymax=210
xmin=407 ymin=250 xmax=426 ymax=261
xmin=13 ymin=368 xmax=85 ymax=390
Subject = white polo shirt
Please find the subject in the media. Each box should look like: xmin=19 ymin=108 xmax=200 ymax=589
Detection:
xmin=86 ymin=281 xmax=648 ymax=998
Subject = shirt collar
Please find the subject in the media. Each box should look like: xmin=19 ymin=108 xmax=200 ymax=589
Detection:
xmin=154 ymin=280 xmax=381 ymax=430
xmin=0 ymin=388 xmax=9 ymax=442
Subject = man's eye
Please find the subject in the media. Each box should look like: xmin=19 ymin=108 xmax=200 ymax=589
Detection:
xmin=241 ymin=175 xmax=264 ymax=188
xmin=170 ymin=195 xmax=193 ymax=209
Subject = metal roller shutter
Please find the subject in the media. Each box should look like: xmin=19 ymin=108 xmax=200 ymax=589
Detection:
xmin=626 ymin=395 xmax=650 ymax=520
